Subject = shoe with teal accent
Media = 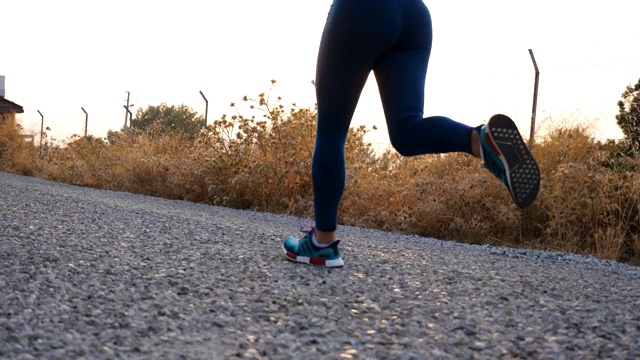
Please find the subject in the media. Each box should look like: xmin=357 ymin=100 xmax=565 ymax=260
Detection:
xmin=283 ymin=227 xmax=344 ymax=267
xmin=478 ymin=114 xmax=540 ymax=208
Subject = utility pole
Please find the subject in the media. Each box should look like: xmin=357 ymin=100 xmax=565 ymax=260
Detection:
xmin=528 ymin=49 xmax=540 ymax=151
xmin=37 ymin=110 xmax=44 ymax=157
xmin=81 ymin=107 xmax=88 ymax=138
xmin=199 ymin=90 xmax=209 ymax=128
xmin=124 ymin=91 xmax=131 ymax=127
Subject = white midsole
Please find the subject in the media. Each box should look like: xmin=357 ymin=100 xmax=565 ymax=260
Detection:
xmin=282 ymin=245 xmax=344 ymax=267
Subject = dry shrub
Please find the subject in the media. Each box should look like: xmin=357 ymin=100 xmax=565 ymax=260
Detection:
xmin=339 ymin=150 xmax=406 ymax=231
xmin=43 ymin=131 xmax=204 ymax=199
xmin=0 ymin=113 xmax=38 ymax=175
xmin=341 ymin=121 xmax=640 ymax=263
xmin=194 ymin=89 xmax=378 ymax=215
xmin=41 ymin=134 xmax=112 ymax=188
xmin=411 ymin=154 xmax=520 ymax=245
xmin=197 ymin=94 xmax=317 ymax=212
xmin=35 ymin=85 xmax=372 ymax=219
xmin=341 ymin=150 xmax=519 ymax=246
xmin=6 ymin=86 xmax=640 ymax=264
xmin=533 ymin=125 xmax=640 ymax=261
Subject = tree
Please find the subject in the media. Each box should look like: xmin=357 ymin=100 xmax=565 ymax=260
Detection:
xmin=131 ymin=103 xmax=203 ymax=136
xmin=615 ymin=77 xmax=640 ymax=153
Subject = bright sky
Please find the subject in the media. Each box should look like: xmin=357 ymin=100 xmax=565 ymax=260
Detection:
xmin=3 ymin=0 xmax=640 ymax=148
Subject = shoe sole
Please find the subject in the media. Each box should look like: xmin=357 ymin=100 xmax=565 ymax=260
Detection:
xmin=484 ymin=114 xmax=540 ymax=208
xmin=282 ymin=245 xmax=344 ymax=267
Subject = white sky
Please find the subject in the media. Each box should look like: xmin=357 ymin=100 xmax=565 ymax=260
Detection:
xmin=3 ymin=0 xmax=640 ymax=148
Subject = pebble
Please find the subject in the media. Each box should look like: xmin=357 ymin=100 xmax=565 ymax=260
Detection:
xmin=1 ymin=172 xmax=639 ymax=359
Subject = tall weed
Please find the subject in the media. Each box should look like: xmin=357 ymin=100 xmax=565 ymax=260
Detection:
xmin=2 ymin=87 xmax=639 ymax=264
xmin=0 ymin=113 xmax=38 ymax=175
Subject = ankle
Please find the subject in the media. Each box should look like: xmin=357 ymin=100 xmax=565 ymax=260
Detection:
xmin=314 ymin=229 xmax=336 ymax=245
xmin=470 ymin=128 xmax=482 ymax=159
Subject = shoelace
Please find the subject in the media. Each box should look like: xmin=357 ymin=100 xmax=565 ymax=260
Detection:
xmin=299 ymin=225 xmax=315 ymax=235
xmin=298 ymin=226 xmax=316 ymax=247
xmin=298 ymin=218 xmax=317 ymax=237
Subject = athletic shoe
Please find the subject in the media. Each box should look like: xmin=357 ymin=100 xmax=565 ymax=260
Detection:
xmin=478 ymin=114 xmax=540 ymax=208
xmin=282 ymin=227 xmax=344 ymax=267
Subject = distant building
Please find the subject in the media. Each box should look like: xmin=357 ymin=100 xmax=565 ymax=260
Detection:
xmin=0 ymin=75 xmax=24 ymax=123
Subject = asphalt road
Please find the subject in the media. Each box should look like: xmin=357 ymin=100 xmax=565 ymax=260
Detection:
xmin=1 ymin=172 xmax=639 ymax=359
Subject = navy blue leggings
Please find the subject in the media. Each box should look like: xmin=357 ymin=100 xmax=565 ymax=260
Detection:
xmin=313 ymin=0 xmax=474 ymax=232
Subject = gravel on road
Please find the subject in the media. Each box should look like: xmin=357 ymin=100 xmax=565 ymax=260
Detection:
xmin=1 ymin=172 xmax=639 ymax=359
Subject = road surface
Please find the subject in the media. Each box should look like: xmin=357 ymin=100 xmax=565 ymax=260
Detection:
xmin=1 ymin=172 xmax=639 ymax=359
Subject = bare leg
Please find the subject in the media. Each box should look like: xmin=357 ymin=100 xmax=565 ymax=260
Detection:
xmin=471 ymin=129 xmax=481 ymax=158
xmin=315 ymin=229 xmax=336 ymax=245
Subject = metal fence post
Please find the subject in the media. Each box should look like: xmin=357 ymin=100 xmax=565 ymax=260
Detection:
xmin=528 ymin=49 xmax=540 ymax=151
xmin=199 ymin=90 xmax=209 ymax=128
xmin=123 ymin=105 xmax=133 ymax=145
xmin=124 ymin=91 xmax=131 ymax=127
xmin=37 ymin=110 xmax=44 ymax=157
xmin=81 ymin=107 xmax=88 ymax=138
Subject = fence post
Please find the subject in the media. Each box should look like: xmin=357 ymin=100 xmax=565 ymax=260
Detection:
xmin=124 ymin=91 xmax=131 ymax=127
xmin=528 ymin=49 xmax=540 ymax=151
xmin=199 ymin=90 xmax=209 ymax=128
xmin=81 ymin=107 xmax=88 ymax=138
xmin=37 ymin=110 xmax=44 ymax=157
xmin=123 ymin=105 xmax=133 ymax=145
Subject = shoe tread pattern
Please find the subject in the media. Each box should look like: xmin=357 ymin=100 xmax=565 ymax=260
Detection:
xmin=488 ymin=114 xmax=540 ymax=208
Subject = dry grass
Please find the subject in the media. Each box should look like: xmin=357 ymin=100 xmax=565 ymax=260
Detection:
xmin=2 ymin=93 xmax=639 ymax=264
xmin=0 ymin=113 xmax=38 ymax=175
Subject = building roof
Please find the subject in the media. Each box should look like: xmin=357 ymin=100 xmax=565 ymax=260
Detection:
xmin=0 ymin=97 xmax=24 ymax=114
